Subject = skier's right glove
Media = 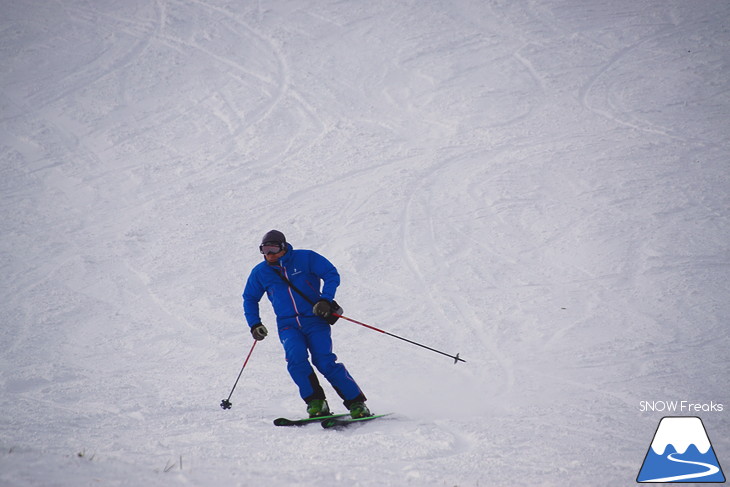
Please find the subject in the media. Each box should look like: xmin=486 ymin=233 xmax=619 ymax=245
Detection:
xmin=250 ymin=323 xmax=268 ymax=341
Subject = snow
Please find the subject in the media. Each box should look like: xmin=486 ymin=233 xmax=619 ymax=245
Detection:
xmin=650 ymin=417 xmax=711 ymax=455
xmin=1 ymin=0 xmax=729 ymax=485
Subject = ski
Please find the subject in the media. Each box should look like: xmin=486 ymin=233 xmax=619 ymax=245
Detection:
xmin=321 ymin=413 xmax=392 ymax=429
xmin=273 ymin=413 xmax=350 ymax=427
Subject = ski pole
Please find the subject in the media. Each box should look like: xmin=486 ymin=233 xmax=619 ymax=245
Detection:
xmin=220 ymin=339 xmax=258 ymax=410
xmin=333 ymin=313 xmax=465 ymax=364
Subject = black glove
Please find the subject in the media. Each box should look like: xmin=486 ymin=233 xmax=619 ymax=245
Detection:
xmin=313 ymin=299 xmax=342 ymax=325
xmin=250 ymin=323 xmax=268 ymax=341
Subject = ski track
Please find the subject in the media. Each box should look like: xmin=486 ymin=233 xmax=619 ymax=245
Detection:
xmin=644 ymin=452 xmax=721 ymax=483
xmin=1 ymin=1 xmax=729 ymax=486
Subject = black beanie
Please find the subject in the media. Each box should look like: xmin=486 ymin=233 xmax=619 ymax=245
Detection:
xmin=261 ymin=230 xmax=286 ymax=245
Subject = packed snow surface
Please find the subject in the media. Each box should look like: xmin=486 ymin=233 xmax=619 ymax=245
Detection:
xmin=1 ymin=1 xmax=729 ymax=486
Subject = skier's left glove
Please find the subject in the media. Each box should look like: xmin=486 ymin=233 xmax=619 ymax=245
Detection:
xmin=313 ymin=299 xmax=342 ymax=325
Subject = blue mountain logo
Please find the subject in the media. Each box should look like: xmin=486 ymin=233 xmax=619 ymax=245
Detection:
xmin=637 ymin=416 xmax=725 ymax=483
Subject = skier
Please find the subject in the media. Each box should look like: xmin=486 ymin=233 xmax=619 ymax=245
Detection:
xmin=242 ymin=230 xmax=370 ymax=419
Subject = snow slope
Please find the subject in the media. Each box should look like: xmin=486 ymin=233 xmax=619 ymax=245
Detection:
xmin=1 ymin=0 xmax=728 ymax=485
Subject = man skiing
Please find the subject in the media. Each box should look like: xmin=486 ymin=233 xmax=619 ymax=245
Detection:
xmin=242 ymin=230 xmax=370 ymax=419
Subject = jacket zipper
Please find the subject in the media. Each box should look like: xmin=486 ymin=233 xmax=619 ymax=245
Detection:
xmin=281 ymin=264 xmax=303 ymax=328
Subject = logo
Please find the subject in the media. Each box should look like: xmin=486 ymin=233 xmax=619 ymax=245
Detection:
xmin=639 ymin=401 xmax=724 ymax=413
xmin=637 ymin=416 xmax=725 ymax=483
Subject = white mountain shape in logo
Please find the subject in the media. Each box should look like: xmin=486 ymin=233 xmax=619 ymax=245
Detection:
xmin=651 ymin=417 xmax=711 ymax=455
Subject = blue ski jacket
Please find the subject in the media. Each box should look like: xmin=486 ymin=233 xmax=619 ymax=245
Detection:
xmin=242 ymin=243 xmax=340 ymax=329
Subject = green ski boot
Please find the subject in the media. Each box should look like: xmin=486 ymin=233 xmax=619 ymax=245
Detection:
xmin=307 ymin=399 xmax=330 ymax=418
xmin=348 ymin=402 xmax=371 ymax=419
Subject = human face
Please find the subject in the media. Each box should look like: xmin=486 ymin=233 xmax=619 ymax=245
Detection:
xmin=264 ymin=248 xmax=286 ymax=263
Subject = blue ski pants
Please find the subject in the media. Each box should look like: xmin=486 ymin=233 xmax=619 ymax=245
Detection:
xmin=277 ymin=316 xmax=364 ymax=406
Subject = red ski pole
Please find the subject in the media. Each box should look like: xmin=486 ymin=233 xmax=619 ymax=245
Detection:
xmin=221 ymin=339 xmax=258 ymax=409
xmin=333 ymin=313 xmax=465 ymax=364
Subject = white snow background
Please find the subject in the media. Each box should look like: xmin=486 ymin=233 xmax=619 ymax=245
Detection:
xmin=1 ymin=1 xmax=729 ymax=486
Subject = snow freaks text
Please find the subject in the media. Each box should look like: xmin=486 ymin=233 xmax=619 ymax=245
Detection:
xmin=639 ymin=401 xmax=724 ymax=413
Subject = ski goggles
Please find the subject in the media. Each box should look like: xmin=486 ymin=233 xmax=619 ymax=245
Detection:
xmin=259 ymin=242 xmax=284 ymax=255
